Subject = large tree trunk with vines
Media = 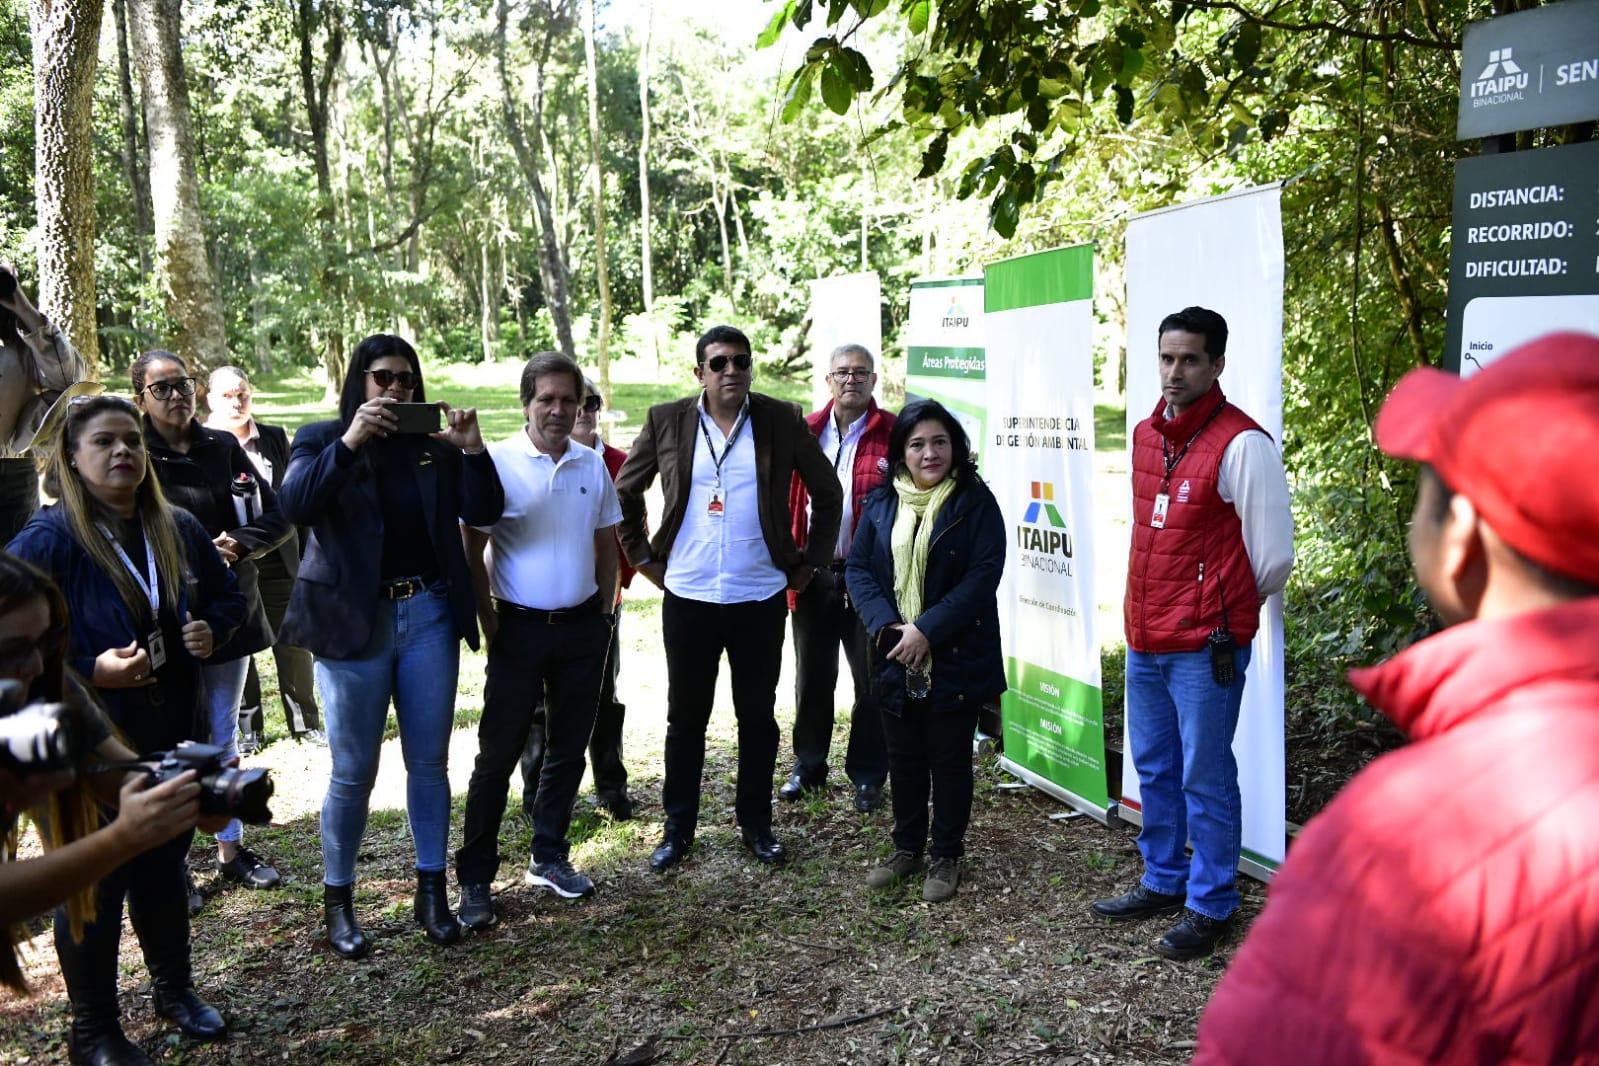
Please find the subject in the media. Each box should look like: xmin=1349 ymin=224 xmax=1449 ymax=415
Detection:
xmin=584 ymin=0 xmax=612 ymax=400
xmin=29 ymin=0 xmax=103 ymax=369
xmin=295 ymin=0 xmax=347 ymax=394
xmin=129 ymin=0 xmax=231 ymax=374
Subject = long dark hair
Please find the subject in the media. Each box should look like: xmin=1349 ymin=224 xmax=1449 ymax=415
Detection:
xmin=339 ymin=334 xmax=427 ymax=427
xmin=880 ymin=399 xmax=978 ymax=491
xmin=0 ymin=553 xmax=104 ymax=991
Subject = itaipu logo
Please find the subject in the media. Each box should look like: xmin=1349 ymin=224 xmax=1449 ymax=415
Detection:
xmin=941 ymin=296 xmax=970 ymax=329
xmin=1017 ymin=481 xmax=1073 ymax=567
xmin=1471 ymin=47 xmax=1528 ymax=105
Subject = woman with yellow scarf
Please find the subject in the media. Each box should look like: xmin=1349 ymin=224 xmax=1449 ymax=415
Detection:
xmin=845 ymin=400 xmax=1005 ymax=902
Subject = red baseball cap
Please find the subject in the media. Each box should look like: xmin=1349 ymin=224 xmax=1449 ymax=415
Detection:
xmin=1374 ymin=331 xmax=1599 ymax=585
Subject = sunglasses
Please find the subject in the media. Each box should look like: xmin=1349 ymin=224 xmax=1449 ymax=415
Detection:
xmin=366 ymin=368 xmax=420 ymax=389
xmin=704 ymin=352 xmax=753 ymax=373
xmin=143 ymin=377 xmax=197 ymax=400
xmin=582 ymin=395 xmax=603 ymax=413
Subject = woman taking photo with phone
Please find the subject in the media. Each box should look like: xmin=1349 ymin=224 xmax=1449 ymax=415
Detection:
xmin=7 ymin=394 xmax=245 ymax=1063
xmin=845 ymin=399 xmax=1005 ymax=904
xmin=133 ymin=350 xmax=291 ymax=898
xmin=278 ymin=333 xmax=502 ymax=959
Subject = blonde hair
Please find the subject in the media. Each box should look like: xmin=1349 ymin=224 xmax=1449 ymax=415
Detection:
xmin=41 ymin=396 xmax=190 ymax=623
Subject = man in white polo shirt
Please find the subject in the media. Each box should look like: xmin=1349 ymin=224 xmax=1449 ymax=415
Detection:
xmin=454 ymin=351 xmax=620 ymax=928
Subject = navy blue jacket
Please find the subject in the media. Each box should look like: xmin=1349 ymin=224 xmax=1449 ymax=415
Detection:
xmin=276 ymin=419 xmax=504 ymax=660
xmin=845 ymin=470 xmax=1007 ymax=715
xmin=7 ymin=504 xmax=245 ymax=750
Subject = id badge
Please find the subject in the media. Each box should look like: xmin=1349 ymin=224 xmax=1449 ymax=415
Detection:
xmin=1151 ymin=492 xmax=1170 ymax=529
xmin=707 ymin=485 xmax=725 ymax=517
xmin=147 ymin=629 xmax=167 ymax=670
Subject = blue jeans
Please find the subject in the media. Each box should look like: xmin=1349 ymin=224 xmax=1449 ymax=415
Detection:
xmin=315 ymin=585 xmax=460 ymax=885
xmin=201 ymin=656 xmax=250 ymax=844
xmin=1126 ymin=642 xmax=1253 ymax=920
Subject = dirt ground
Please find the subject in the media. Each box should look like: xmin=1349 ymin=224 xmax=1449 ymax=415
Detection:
xmin=1 ymin=592 xmax=1278 ymax=1065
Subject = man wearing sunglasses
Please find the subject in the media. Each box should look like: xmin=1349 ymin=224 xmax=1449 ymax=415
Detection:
xmin=781 ymin=343 xmax=895 ymax=813
xmin=617 ymin=325 xmax=842 ymax=871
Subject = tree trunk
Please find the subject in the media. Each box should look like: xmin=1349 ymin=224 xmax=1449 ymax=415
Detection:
xmin=636 ymin=0 xmax=653 ymax=312
xmin=295 ymin=0 xmax=347 ymax=394
xmin=128 ymin=0 xmax=231 ymax=374
xmin=29 ymin=0 xmax=103 ymax=369
xmin=584 ymin=0 xmax=612 ymax=399
xmin=112 ymin=0 xmax=152 ymax=278
xmin=496 ymin=0 xmax=576 ymax=358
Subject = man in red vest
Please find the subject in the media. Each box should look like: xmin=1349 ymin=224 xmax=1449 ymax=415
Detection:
xmin=1194 ymin=332 xmax=1599 ymax=1064
xmin=781 ymin=343 xmax=896 ymax=811
xmin=1093 ymin=306 xmax=1294 ymax=960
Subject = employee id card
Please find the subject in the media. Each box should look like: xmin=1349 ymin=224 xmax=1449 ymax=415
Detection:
xmin=707 ymin=483 xmax=725 ymax=516
xmin=1151 ymin=492 xmax=1170 ymax=529
xmin=146 ymin=628 xmax=168 ymax=671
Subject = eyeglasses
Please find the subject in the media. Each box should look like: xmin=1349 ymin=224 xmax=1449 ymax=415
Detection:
xmin=143 ymin=377 xmax=197 ymax=400
xmin=366 ymin=369 xmax=420 ymax=389
xmin=582 ymin=395 xmax=603 ymax=413
xmin=704 ymin=352 xmax=752 ymax=373
xmin=829 ymin=368 xmax=872 ymax=383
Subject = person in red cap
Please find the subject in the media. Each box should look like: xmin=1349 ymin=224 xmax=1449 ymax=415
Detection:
xmin=1193 ymin=331 xmax=1599 ymax=1065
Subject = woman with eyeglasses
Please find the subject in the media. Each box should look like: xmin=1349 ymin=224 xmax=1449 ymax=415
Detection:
xmin=844 ymin=399 xmax=1005 ymax=904
xmin=7 ymin=394 xmax=246 ymax=1063
xmin=278 ymin=334 xmax=502 ymax=958
xmin=133 ymin=350 xmax=291 ymax=900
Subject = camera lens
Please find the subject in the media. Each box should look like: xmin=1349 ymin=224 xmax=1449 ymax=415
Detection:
xmin=198 ymin=765 xmax=275 ymax=825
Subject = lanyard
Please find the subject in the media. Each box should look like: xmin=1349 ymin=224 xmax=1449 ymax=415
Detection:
xmin=1160 ymin=401 xmax=1227 ymax=491
xmin=98 ymin=519 xmax=160 ymax=617
xmin=698 ymin=402 xmax=750 ymax=488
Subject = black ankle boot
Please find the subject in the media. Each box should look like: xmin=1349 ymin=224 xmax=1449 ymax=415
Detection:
xmin=414 ymin=868 xmax=461 ymax=945
xmin=323 ymin=882 xmax=370 ymax=959
xmin=68 ymin=1011 xmax=153 ymax=1066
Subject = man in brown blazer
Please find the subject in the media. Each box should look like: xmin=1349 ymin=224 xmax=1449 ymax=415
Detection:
xmin=616 ymin=324 xmax=842 ymax=871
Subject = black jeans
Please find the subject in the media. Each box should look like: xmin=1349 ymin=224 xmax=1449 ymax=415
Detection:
xmin=242 ymin=547 xmax=322 ymax=736
xmin=455 ymin=598 xmax=610 ymax=881
xmin=56 ymin=826 xmax=196 ymax=1020
xmin=882 ymin=700 xmax=979 ymax=860
xmin=660 ymin=590 xmax=787 ymax=840
xmin=520 ymin=612 xmax=627 ymax=810
xmin=790 ymin=575 xmax=887 ymax=788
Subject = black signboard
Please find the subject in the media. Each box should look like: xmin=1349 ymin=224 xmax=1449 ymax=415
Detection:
xmin=1445 ymin=139 xmax=1599 ymax=373
xmin=1457 ymin=0 xmax=1599 ymax=141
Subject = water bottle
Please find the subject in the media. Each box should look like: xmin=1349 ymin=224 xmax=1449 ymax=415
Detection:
xmin=906 ymin=663 xmax=931 ymax=700
xmin=230 ymin=471 xmax=261 ymax=526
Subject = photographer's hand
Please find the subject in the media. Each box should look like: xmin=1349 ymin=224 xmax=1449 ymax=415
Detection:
xmin=93 ymin=640 xmax=155 ymax=688
xmin=340 ymin=396 xmax=399 ymax=451
xmin=110 ymin=769 xmax=200 ymax=853
xmin=181 ymin=613 xmax=213 ymax=659
xmin=435 ymin=401 xmax=485 ymax=453
xmin=0 ymin=264 xmax=45 ymax=333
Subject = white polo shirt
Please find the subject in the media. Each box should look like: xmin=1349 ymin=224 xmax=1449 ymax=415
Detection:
xmin=475 ymin=427 xmax=622 ymax=611
xmin=664 ymin=397 xmax=787 ymax=604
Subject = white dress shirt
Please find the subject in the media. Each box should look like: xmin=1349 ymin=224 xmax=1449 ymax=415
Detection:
xmin=816 ymin=407 xmax=868 ymax=560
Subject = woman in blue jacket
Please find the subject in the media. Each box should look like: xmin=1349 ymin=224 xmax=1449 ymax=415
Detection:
xmin=278 ymin=334 xmax=502 ymax=958
xmin=845 ymin=399 xmax=1006 ymax=903
xmin=8 ymin=394 xmax=245 ymax=1064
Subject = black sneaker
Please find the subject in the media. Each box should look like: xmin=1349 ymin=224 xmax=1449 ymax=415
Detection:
xmin=458 ymin=882 xmax=496 ymax=930
xmin=184 ymin=868 xmax=204 ymax=915
xmin=525 ymin=858 xmax=595 ymax=899
xmin=1090 ymin=884 xmax=1185 ymax=921
xmin=218 ymin=846 xmax=282 ymax=889
xmin=1155 ymin=908 xmax=1231 ymax=960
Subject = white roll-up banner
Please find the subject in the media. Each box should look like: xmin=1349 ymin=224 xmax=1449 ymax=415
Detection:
xmin=808 ymin=272 xmax=883 ymax=408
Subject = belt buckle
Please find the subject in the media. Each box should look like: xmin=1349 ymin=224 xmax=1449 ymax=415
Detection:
xmin=385 ymin=578 xmax=420 ymax=600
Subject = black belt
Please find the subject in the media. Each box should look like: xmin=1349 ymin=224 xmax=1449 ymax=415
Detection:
xmin=380 ymin=573 xmax=438 ymax=600
xmin=494 ymin=591 xmax=602 ymax=623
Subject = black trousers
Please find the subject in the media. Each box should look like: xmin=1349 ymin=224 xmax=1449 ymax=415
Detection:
xmin=882 ymin=699 xmax=980 ymax=861
xmin=519 ymin=612 xmax=627 ymax=810
xmin=660 ymin=589 xmax=787 ymax=840
xmin=56 ymin=826 xmax=196 ymax=1020
xmin=790 ymin=575 xmax=887 ymax=788
xmin=241 ymin=548 xmax=322 ymax=736
xmin=456 ymin=598 xmax=609 ymax=881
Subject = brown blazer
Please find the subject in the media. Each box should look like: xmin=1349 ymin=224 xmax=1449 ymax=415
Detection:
xmin=615 ymin=391 xmax=842 ymax=587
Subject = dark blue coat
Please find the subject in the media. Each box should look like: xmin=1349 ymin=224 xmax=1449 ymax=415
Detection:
xmin=7 ymin=504 xmax=245 ymax=750
xmin=845 ymin=470 xmax=1007 ymax=715
xmin=276 ymin=419 xmax=504 ymax=660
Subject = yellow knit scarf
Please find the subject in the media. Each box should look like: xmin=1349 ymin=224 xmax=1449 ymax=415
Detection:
xmin=890 ymin=470 xmax=959 ymax=653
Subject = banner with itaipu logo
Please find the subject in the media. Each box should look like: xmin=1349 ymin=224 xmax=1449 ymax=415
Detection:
xmin=906 ymin=277 xmax=987 ymax=464
xmin=983 ymin=244 xmax=1110 ymax=816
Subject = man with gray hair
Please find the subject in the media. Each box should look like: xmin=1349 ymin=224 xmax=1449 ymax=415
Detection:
xmin=455 ymin=351 xmax=620 ymax=927
xmin=782 ymin=343 xmax=896 ymax=811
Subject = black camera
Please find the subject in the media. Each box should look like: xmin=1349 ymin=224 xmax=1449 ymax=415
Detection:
xmin=147 ymin=741 xmax=274 ymax=825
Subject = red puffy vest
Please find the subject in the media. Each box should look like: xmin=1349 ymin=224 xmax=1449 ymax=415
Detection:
xmin=1124 ymin=386 xmax=1266 ymax=653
